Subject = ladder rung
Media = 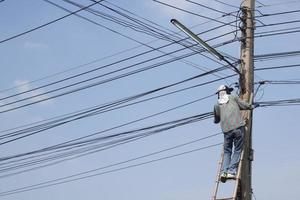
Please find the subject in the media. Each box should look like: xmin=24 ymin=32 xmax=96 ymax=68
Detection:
xmin=215 ymin=197 xmax=234 ymax=200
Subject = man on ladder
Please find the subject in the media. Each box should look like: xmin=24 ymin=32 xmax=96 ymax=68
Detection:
xmin=214 ymin=85 xmax=256 ymax=183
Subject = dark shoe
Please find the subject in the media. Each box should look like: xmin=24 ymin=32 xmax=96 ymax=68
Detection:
xmin=220 ymin=172 xmax=227 ymax=183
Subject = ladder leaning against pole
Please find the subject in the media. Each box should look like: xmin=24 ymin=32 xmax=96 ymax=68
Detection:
xmin=211 ymin=148 xmax=244 ymax=200
xmin=212 ymin=93 xmax=254 ymax=200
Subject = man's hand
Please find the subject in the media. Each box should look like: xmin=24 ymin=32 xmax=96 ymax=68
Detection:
xmin=251 ymin=103 xmax=260 ymax=109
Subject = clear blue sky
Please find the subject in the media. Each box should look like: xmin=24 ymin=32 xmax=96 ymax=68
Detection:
xmin=0 ymin=0 xmax=299 ymax=199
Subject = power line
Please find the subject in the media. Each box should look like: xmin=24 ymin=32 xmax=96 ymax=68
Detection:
xmin=153 ymin=0 xmax=236 ymax=27
xmin=256 ymin=0 xmax=300 ymax=8
xmin=43 ymin=0 xmax=173 ymax=50
xmin=10 ymin=7 xmax=239 ymax=94
xmin=0 ymin=69 xmax=229 ymax=144
xmin=103 ymin=0 xmax=185 ymax=38
xmin=254 ymin=50 xmax=300 ymax=61
xmin=256 ymin=19 xmax=300 ymax=28
xmin=0 ymin=112 xmax=214 ymax=176
xmin=0 ymin=72 xmax=235 ymax=157
xmin=0 ymin=15 xmax=237 ymax=94
xmin=0 ymin=93 xmax=216 ymax=160
xmin=255 ymin=29 xmax=300 ymax=38
xmin=0 ymin=141 xmax=222 ymax=197
xmin=255 ymin=26 xmax=300 ymax=35
xmin=58 ymin=0 xmax=181 ymax=43
xmin=255 ymin=63 xmax=300 ymax=71
xmin=257 ymin=98 xmax=300 ymax=107
xmin=0 ymin=23 xmax=236 ymax=103
xmin=0 ymin=0 xmax=104 ymax=44
xmin=261 ymin=80 xmax=300 ymax=84
xmin=0 ymin=37 xmax=238 ymax=114
xmin=185 ymin=0 xmax=236 ymax=16
xmin=214 ymin=0 xmax=240 ymax=9
xmin=256 ymin=9 xmax=300 ymax=18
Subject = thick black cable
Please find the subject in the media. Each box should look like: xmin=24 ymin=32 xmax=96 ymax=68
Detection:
xmin=0 ymin=0 xmax=104 ymax=44
xmin=214 ymin=0 xmax=240 ymax=9
xmin=0 ymin=130 xmax=221 ymax=179
xmin=59 ymin=0 xmax=178 ymax=43
xmin=256 ymin=19 xmax=300 ymax=28
xmin=256 ymin=0 xmax=300 ymax=8
xmin=0 ymin=114 xmax=214 ymax=172
xmin=43 ymin=0 xmax=170 ymax=49
xmin=257 ymin=98 xmax=300 ymax=107
xmin=0 ymin=94 xmax=216 ymax=167
xmin=255 ymin=63 xmax=300 ymax=71
xmin=153 ymin=0 xmax=236 ymax=27
xmin=255 ymin=29 xmax=300 ymax=38
xmin=76 ymin=0 xmax=236 ymax=67
xmin=256 ymin=9 xmax=300 ymax=18
xmin=0 ymin=37 xmax=239 ymax=113
xmin=0 ymin=23 xmax=237 ymax=103
xmin=0 ymin=71 xmax=233 ymax=147
xmin=103 ymin=0 xmax=185 ymax=39
xmin=0 ymin=6 xmax=239 ymax=94
xmin=254 ymin=50 xmax=300 ymax=61
xmin=255 ymin=26 xmax=300 ymax=35
xmin=0 ymin=142 xmax=222 ymax=197
xmin=0 ymin=113 xmax=214 ymax=174
xmin=0 ymin=67 xmax=229 ymax=144
xmin=1 ymin=115 xmax=214 ymax=171
xmin=185 ymin=0 xmax=236 ymax=16
xmin=264 ymin=80 xmax=300 ymax=84
xmin=89 ymin=0 xmax=184 ymax=42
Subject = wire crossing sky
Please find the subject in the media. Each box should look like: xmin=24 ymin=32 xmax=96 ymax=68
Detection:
xmin=0 ymin=0 xmax=299 ymax=200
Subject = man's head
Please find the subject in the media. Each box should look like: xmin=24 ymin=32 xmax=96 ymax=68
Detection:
xmin=216 ymin=85 xmax=233 ymax=95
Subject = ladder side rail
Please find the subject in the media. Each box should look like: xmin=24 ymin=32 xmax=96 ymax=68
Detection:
xmin=212 ymin=149 xmax=224 ymax=200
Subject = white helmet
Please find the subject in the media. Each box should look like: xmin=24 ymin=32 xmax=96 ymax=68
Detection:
xmin=216 ymin=85 xmax=233 ymax=94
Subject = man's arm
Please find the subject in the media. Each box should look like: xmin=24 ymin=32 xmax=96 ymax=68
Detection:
xmin=214 ymin=105 xmax=220 ymax=123
xmin=234 ymin=95 xmax=252 ymax=110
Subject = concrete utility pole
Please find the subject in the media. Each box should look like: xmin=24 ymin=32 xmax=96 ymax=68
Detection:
xmin=239 ymin=0 xmax=255 ymax=199
xmin=170 ymin=1 xmax=255 ymax=198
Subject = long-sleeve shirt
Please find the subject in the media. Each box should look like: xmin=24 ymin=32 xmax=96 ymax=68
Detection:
xmin=214 ymin=95 xmax=252 ymax=133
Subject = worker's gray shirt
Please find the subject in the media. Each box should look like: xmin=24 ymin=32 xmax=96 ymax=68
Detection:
xmin=214 ymin=95 xmax=251 ymax=133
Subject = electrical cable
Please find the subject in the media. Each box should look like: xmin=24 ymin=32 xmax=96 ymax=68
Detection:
xmin=0 ymin=37 xmax=239 ymax=114
xmin=0 ymin=0 xmax=104 ymax=44
xmin=185 ymin=0 xmax=237 ymax=16
xmin=214 ymin=0 xmax=240 ymax=9
xmin=255 ymin=63 xmax=300 ymax=71
xmin=87 ymin=0 xmax=239 ymax=66
xmin=263 ymin=80 xmax=300 ymax=84
xmin=59 ymin=0 xmax=179 ymax=43
xmin=254 ymin=50 xmax=300 ymax=61
xmin=0 ymin=73 xmax=233 ymax=149
xmin=43 ymin=0 xmax=172 ymax=49
xmin=0 ymin=112 xmax=214 ymax=175
xmin=257 ymin=98 xmax=300 ymax=107
xmin=256 ymin=19 xmax=300 ymax=28
xmin=256 ymin=0 xmax=300 ymax=8
xmin=0 ymin=93 xmax=216 ymax=164
xmin=0 ymin=24 xmax=237 ymax=103
xmin=0 ymin=69 xmax=231 ymax=144
xmin=0 ymin=131 xmax=221 ymax=179
xmin=153 ymin=0 xmax=236 ymax=27
xmin=2 ymin=0 xmax=241 ymax=94
xmin=0 ymin=142 xmax=222 ymax=197
xmin=256 ymin=9 xmax=300 ymax=18
xmin=255 ymin=26 xmax=300 ymax=35
xmin=0 ymin=16 xmax=238 ymax=95
xmin=254 ymin=29 xmax=300 ymax=38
